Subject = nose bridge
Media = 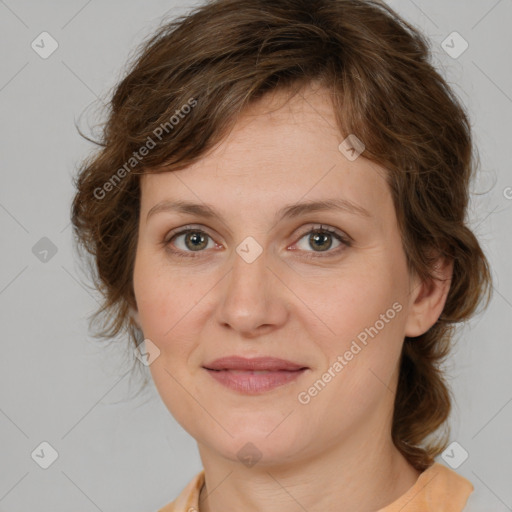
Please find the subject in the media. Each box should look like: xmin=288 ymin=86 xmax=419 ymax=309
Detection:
xmin=217 ymin=239 xmax=286 ymax=333
xmin=228 ymin=241 xmax=272 ymax=306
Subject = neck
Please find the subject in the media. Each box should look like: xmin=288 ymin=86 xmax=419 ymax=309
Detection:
xmin=197 ymin=425 xmax=421 ymax=512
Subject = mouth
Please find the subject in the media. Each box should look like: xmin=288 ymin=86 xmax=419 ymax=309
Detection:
xmin=203 ymin=355 xmax=308 ymax=372
xmin=202 ymin=356 xmax=309 ymax=394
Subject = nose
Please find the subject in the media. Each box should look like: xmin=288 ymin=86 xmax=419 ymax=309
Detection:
xmin=215 ymin=242 xmax=289 ymax=337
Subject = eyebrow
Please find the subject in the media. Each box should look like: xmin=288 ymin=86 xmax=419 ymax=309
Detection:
xmin=146 ymin=197 xmax=372 ymax=224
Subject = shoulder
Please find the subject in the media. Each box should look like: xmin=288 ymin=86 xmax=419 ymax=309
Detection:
xmin=157 ymin=470 xmax=205 ymax=512
xmin=378 ymin=462 xmax=475 ymax=511
xmin=419 ymin=462 xmax=474 ymax=511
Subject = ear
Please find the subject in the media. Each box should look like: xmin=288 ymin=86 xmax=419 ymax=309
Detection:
xmin=404 ymin=257 xmax=454 ymax=338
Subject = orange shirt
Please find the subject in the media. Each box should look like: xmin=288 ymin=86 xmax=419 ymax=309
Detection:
xmin=157 ymin=462 xmax=474 ymax=511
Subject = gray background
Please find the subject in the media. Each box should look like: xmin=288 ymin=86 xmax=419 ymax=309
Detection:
xmin=0 ymin=1 xmax=511 ymax=511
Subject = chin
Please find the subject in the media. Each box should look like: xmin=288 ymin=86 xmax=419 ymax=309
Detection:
xmin=212 ymin=438 xmax=303 ymax=468
xmin=203 ymin=424 xmax=308 ymax=465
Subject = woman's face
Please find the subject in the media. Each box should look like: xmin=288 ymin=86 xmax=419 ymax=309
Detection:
xmin=132 ymin=85 xmax=430 ymax=466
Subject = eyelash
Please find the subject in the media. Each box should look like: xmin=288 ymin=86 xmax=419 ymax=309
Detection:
xmin=162 ymin=224 xmax=352 ymax=259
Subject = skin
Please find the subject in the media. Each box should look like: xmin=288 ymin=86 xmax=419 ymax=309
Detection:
xmin=131 ymin=83 xmax=453 ymax=512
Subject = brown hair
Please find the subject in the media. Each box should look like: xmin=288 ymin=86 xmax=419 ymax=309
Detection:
xmin=71 ymin=0 xmax=493 ymax=471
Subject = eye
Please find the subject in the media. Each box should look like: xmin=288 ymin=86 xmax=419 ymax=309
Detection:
xmin=162 ymin=224 xmax=351 ymax=259
xmin=163 ymin=226 xmax=217 ymax=258
xmin=291 ymin=224 xmax=351 ymax=258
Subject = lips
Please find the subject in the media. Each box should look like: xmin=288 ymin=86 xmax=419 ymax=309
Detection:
xmin=203 ymin=356 xmax=308 ymax=372
xmin=202 ymin=356 xmax=309 ymax=394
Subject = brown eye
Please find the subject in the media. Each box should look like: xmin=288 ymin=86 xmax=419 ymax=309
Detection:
xmin=165 ymin=228 xmax=215 ymax=256
xmin=182 ymin=231 xmax=210 ymax=251
xmin=293 ymin=225 xmax=351 ymax=258
xmin=163 ymin=224 xmax=351 ymax=260
xmin=308 ymin=230 xmax=334 ymax=252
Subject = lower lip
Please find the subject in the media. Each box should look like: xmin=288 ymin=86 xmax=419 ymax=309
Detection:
xmin=204 ymin=368 xmax=307 ymax=394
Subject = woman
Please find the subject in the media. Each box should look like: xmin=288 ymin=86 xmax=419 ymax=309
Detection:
xmin=71 ymin=0 xmax=492 ymax=510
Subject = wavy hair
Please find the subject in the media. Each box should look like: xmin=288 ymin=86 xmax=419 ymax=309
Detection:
xmin=71 ymin=0 xmax=493 ymax=471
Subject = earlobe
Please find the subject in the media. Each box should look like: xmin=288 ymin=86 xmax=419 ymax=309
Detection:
xmin=404 ymin=258 xmax=454 ymax=338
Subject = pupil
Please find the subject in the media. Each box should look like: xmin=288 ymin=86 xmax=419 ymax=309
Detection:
xmin=311 ymin=231 xmax=332 ymax=251
xmin=187 ymin=232 xmax=207 ymax=250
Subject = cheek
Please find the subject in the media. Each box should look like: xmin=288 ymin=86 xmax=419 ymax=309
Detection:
xmin=147 ymin=354 xmax=204 ymax=439
xmin=134 ymin=261 xmax=205 ymax=423
xmin=132 ymin=254 xmax=213 ymax=383
xmin=133 ymin=249 xmax=193 ymax=337
xmin=302 ymin=261 xmax=407 ymax=393
xmin=302 ymin=264 xmax=401 ymax=343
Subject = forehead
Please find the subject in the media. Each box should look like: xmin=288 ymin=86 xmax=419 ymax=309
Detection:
xmin=140 ymin=85 xmax=391 ymax=226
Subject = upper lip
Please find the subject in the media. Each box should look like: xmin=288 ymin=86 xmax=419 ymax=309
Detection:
xmin=203 ymin=356 xmax=308 ymax=371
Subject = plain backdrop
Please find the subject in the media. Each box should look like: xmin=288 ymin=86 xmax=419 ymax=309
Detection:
xmin=0 ymin=1 xmax=511 ymax=511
